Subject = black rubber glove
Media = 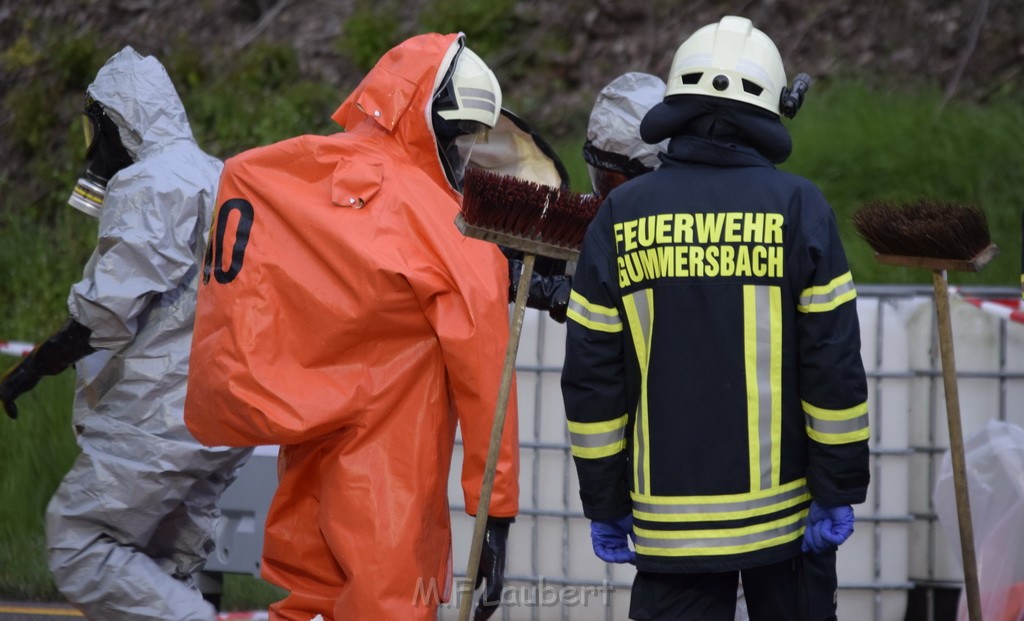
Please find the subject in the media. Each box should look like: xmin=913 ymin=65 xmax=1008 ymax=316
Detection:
xmin=0 ymin=318 xmax=95 ymax=419
xmin=474 ymin=516 xmax=512 ymax=621
xmin=508 ymin=258 xmax=572 ymax=323
xmin=0 ymin=363 xmax=40 ymax=420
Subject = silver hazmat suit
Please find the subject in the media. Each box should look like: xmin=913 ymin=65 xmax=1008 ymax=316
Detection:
xmin=43 ymin=46 xmax=252 ymax=621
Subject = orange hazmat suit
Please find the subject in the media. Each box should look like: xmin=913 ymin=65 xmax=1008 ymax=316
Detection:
xmin=184 ymin=32 xmax=519 ymax=620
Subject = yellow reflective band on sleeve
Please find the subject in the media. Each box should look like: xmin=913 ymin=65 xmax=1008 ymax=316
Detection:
xmin=803 ymin=399 xmax=870 ymax=444
xmin=798 ymin=271 xmax=857 ymax=313
xmin=566 ymin=290 xmax=622 ymax=333
xmin=568 ymin=414 xmax=628 ymax=459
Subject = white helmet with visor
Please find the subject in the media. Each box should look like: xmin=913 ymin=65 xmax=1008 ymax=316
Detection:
xmin=432 ymin=40 xmax=502 ymax=190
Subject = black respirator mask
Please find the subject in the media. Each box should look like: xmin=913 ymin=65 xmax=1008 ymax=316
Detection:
xmin=67 ymin=97 xmax=134 ymax=217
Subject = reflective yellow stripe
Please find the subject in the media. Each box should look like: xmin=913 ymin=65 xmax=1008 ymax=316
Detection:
xmin=623 ymin=289 xmax=654 ymax=494
xmin=798 ymin=271 xmax=857 ymax=313
xmin=807 ymin=427 xmax=870 ymax=444
xmin=567 ymin=415 xmax=628 ymax=434
xmin=634 ymin=481 xmax=810 ymax=557
xmin=803 ymin=399 xmax=870 ymax=444
xmin=744 ymin=285 xmax=783 ymax=491
xmin=633 ymin=478 xmax=810 ymax=521
xmin=743 ymin=286 xmax=760 ymax=489
xmin=566 ymin=290 xmax=622 ymax=332
xmin=567 ymin=414 xmax=628 ymax=459
xmin=570 ymin=440 xmax=628 ymax=459
xmin=634 ymin=509 xmax=808 ymax=557
xmin=637 ymin=510 xmax=805 ymax=539
xmin=769 ymin=286 xmax=782 ymax=488
xmin=802 ymin=400 xmax=867 ymax=420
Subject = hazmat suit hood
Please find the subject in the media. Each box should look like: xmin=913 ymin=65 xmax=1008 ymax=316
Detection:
xmin=333 ymin=32 xmax=466 ymax=199
xmin=185 ymin=32 xmax=520 ymax=620
xmin=87 ymin=46 xmax=198 ymax=162
xmin=70 ymin=45 xmax=222 ymax=349
xmin=50 ymin=45 xmax=249 ymax=621
xmin=584 ymin=72 xmax=668 ymax=176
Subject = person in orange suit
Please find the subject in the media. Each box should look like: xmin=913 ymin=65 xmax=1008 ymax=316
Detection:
xmin=183 ymin=32 xmax=519 ymax=621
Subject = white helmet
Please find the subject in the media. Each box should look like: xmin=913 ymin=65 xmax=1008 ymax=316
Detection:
xmin=433 ymin=44 xmax=501 ymax=128
xmin=663 ymin=16 xmax=786 ymax=115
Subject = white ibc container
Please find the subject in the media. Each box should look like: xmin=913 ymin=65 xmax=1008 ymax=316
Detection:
xmin=833 ymin=297 xmax=912 ymax=620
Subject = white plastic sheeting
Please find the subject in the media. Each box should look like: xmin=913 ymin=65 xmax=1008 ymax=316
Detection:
xmin=935 ymin=420 xmax=1024 ymax=621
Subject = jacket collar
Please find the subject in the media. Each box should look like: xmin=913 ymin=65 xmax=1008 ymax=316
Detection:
xmin=661 ymin=135 xmax=777 ymax=169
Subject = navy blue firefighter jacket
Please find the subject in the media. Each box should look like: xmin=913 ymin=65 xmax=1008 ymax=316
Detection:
xmin=561 ymin=135 xmax=870 ymax=573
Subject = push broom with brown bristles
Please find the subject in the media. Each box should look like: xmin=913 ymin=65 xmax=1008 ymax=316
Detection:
xmin=455 ymin=166 xmax=600 ymax=621
xmin=852 ymin=198 xmax=999 ymax=621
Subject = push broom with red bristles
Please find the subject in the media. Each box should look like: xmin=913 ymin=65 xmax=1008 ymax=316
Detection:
xmin=852 ymin=198 xmax=999 ymax=621
xmin=455 ymin=167 xmax=600 ymax=621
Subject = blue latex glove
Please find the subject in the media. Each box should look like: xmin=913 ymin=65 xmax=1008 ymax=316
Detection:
xmin=590 ymin=515 xmax=636 ymax=563
xmin=801 ymin=501 xmax=855 ymax=553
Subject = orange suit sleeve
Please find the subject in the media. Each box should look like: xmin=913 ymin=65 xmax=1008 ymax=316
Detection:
xmin=406 ymin=218 xmax=520 ymax=518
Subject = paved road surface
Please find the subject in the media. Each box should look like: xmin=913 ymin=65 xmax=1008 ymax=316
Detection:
xmin=0 ymin=601 xmax=81 ymax=620
xmin=0 ymin=602 xmax=268 ymax=620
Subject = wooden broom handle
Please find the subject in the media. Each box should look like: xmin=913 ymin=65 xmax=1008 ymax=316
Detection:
xmin=459 ymin=253 xmax=535 ymax=621
xmin=932 ymin=270 xmax=983 ymax=621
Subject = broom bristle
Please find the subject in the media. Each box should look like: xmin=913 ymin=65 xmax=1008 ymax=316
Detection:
xmin=462 ymin=168 xmax=549 ymax=239
xmin=460 ymin=167 xmax=600 ymax=251
xmin=542 ymin=189 xmax=602 ymax=249
xmin=851 ymin=198 xmax=991 ymax=261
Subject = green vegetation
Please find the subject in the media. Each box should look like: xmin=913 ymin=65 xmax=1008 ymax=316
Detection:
xmin=337 ymin=0 xmax=518 ymax=70
xmin=0 ymin=374 xmax=78 ymax=600
xmin=337 ymin=2 xmax=405 ymax=72
xmin=418 ymin=0 xmax=518 ymax=59
xmin=782 ymin=80 xmax=1024 ymax=286
xmin=176 ymin=42 xmax=340 ymax=158
xmin=2 ymin=22 xmax=1023 ymax=612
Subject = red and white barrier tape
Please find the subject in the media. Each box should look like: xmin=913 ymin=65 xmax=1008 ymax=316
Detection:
xmin=0 ymin=341 xmax=35 ymax=357
xmin=951 ymin=290 xmax=1024 ymax=324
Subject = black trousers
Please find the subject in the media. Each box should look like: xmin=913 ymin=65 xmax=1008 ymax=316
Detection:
xmin=629 ymin=551 xmax=838 ymax=621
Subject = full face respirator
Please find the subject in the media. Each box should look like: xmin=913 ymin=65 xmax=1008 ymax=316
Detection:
xmin=67 ymin=97 xmax=134 ymax=217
